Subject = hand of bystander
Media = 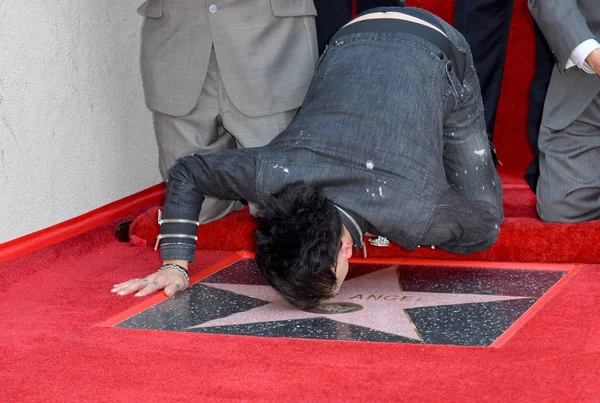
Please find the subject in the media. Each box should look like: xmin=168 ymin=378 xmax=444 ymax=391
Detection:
xmin=585 ymin=48 xmax=600 ymax=76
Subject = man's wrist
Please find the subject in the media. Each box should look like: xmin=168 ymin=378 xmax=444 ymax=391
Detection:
xmin=159 ymin=261 xmax=190 ymax=281
xmin=163 ymin=259 xmax=189 ymax=269
xmin=570 ymin=39 xmax=600 ymax=73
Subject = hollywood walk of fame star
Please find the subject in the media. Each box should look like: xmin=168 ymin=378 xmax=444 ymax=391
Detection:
xmin=186 ymin=266 xmax=530 ymax=341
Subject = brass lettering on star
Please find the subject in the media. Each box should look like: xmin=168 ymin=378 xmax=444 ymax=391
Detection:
xmin=303 ymin=302 xmax=364 ymax=315
xmin=349 ymin=294 xmax=422 ymax=302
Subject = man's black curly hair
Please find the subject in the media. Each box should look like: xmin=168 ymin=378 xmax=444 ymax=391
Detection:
xmin=254 ymin=183 xmax=342 ymax=309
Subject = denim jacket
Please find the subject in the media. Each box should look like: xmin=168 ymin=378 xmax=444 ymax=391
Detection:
xmin=160 ymin=9 xmax=504 ymax=262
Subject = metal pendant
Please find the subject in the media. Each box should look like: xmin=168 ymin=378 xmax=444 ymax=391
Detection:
xmin=368 ymin=236 xmax=390 ymax=247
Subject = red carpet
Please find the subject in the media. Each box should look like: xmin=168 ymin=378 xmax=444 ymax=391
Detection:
xmin=0 ymin=214 xmax=598 ymax=401
xmin=130 ymin=190 xmax=600 ymax=264
xmin=1 ymin=1 xmax=599 ymax=401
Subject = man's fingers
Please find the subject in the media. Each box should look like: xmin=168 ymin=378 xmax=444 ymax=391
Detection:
xmin=164 ymin=280 xmax=186 ymax=297
xmin=111 ymin=278 xmax=150 ymax=296
xmin=164 ymin=285 xmax=176 ymax=297
xmin=111 ymin=272 xmax=187 ymax=297
xmin=133 ymin=278 xmax=166 ymax=297
xmin=111 ymin=274 xmax=167 ymax=297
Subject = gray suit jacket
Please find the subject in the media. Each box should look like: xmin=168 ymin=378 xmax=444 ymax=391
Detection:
xmin=529 ymin=0 xmax=600 ymax=130
xmin=138 ymin=0 xmax=318 ymax=117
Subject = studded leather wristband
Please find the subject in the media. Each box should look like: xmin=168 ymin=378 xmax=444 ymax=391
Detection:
xmin=158 ymin=263 xmax=189 ymax=281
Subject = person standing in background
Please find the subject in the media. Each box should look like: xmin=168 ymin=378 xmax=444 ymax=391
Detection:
xmin=137 ymin=0 xmax=318 ymax=223
xmin=528 ymin=0 xmax=600 ymax=222
xmin=454 ymin=0 xmax=554 ymax=188
xmin=524 ymin=22 xmax=554 ymax=191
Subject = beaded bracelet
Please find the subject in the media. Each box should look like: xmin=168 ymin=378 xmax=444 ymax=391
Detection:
xmin=159 ymin=263 xmax=189 ymax=281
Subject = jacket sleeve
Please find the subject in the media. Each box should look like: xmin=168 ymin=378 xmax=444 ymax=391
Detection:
xmin=528 ymin=0 xmax=596 ymax=72
xmin=159 ymin=149 xmax=260 ymax=262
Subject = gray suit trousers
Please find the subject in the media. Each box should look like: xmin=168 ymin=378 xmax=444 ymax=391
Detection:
xmin=154 ymin=49 xmax=297 ymax=223
xmin=529 ymin=0 xmax=600 ymax=222
xmin=537 ymin=92 xmax=600 ymax=222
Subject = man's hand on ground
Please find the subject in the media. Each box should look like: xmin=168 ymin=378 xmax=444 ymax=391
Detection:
xmin=111 ymin=268 xmax=189 ymax=297
xmin=585 ymin=48 xmax=600 ymax=76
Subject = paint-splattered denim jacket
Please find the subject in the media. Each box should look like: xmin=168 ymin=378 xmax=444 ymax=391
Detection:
xmin=159 ymin=11 xmax=504 ymax=262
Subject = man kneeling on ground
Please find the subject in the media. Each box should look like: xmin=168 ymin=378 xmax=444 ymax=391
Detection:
xmin=112 ymin=6 xmax=504 ymax=309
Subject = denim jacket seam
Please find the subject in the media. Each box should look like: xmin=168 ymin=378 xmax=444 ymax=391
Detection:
xmin=335 ymin=34 xmax=448 ymax=64
xmin=433 ymin=185 xmax=498 ymax=219
xmin=434 ymin=203 xmax=499 ymax=220
xmin=418 ymin=61 xmax=442 ymax=191
xmin=411 ymin=205 xmax=436 ymax=250
xmin=313 ymin=44 xmax=338 ymax=95
xmin=416 ymin=186 xmax=499 ymax=251
xmin=446 ymin=64 xmax=464 ymax=108
xmin=211 ymin=176 xmax=239 ymax=201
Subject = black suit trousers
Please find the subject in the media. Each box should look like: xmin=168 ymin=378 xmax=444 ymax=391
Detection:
xmin=454 ymin=0 xmax=553 ymax=191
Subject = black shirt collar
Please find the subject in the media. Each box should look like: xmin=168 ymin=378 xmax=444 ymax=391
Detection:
xmin=335 ymin=205 xmax=368 ymax=251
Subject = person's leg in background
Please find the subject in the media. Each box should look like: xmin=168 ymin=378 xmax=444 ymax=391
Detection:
xmin=156 ymin=48 xmax=300 ymax=222
xmin=314 ymin=0 xmax=352 ymax=54
xmin=355 ymin=0 xmax=406 ymax=13
xmin=153 ymin=49 xmax=246 ymax=224
xmin=314 ymin=0 xmax=407 ymax=55
xmin=454 ymin=0 xmax=513 ymax=141
xmin=524 ymin=22 xmax=554 ymax=192
xmin=141 ymin=0 xmax=318 ymax=224
xmin=536 ymin=97 xmax=600 ymax=222
xmin=455 ymin=1 xmax=553 ymax=178
xmin=219 ymin=75 xmax=299 ymax=217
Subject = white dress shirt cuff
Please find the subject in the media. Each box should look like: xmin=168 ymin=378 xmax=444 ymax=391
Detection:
xmin=567 ymin=39 xmax=600 ymax=74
